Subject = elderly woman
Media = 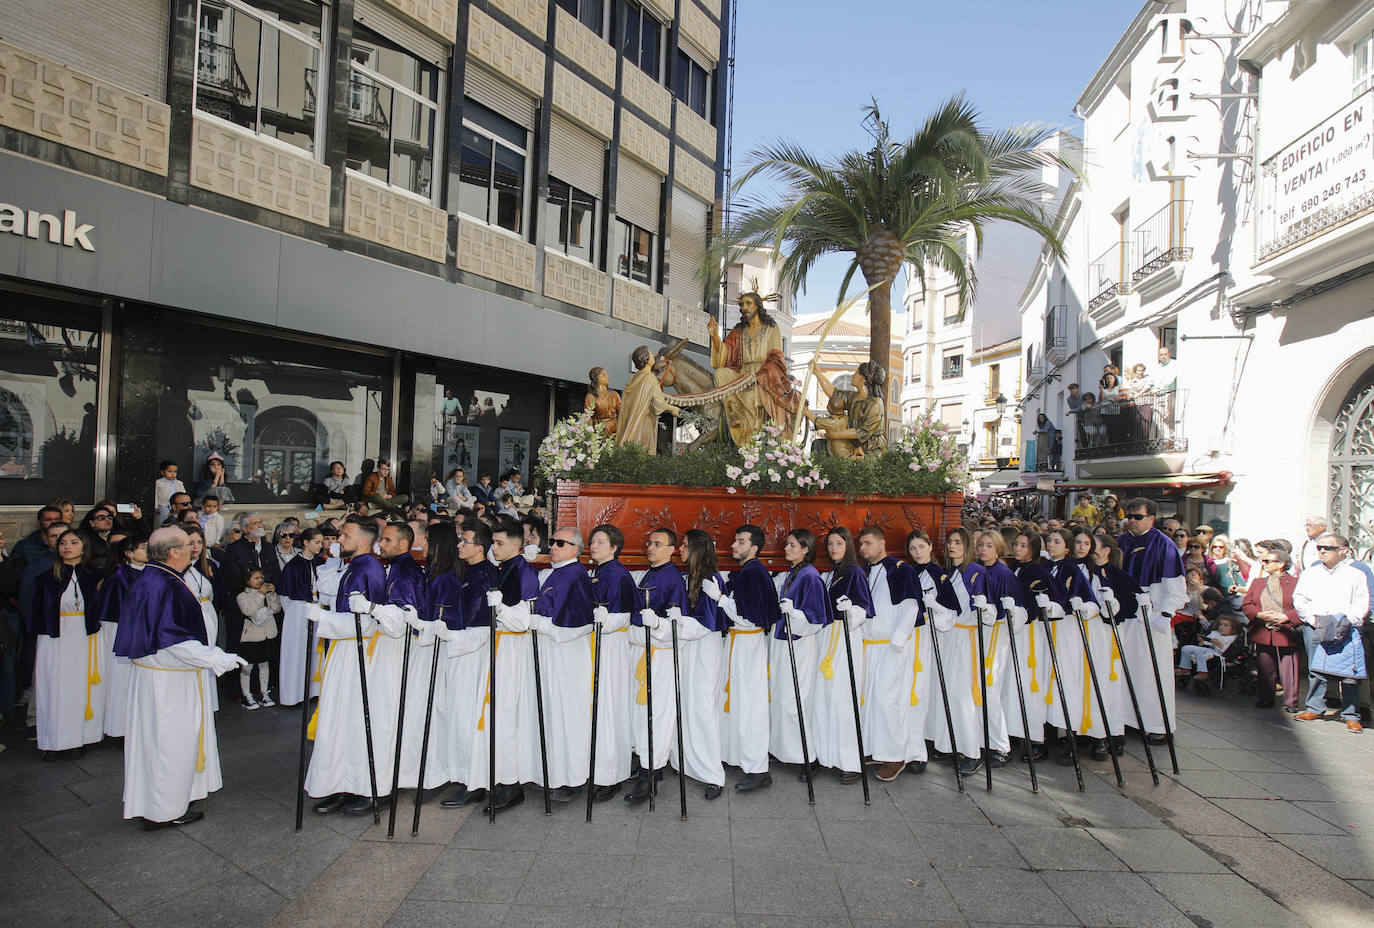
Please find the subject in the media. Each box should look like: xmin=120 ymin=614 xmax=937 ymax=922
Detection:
xmin=1211 ymin=535 xmax=1246 ymax=610
xmin=1241 ymin=542 xmax=1301 ymax=712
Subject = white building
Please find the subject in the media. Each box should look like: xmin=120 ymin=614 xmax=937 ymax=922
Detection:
xmin=721 ymin=247 xmax=796 ymax=353
xmin=967 ymin=337 xmax=1024 ymax=495
xmin=1017 ymin=0 xmax=1374 ymax=557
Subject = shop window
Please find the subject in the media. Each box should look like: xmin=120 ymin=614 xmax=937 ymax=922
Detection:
xmin=620 ymin=0 xmax=663 ymax=81
xmin=0 ymin=297 xmax=102 ymax=504
xmin=428 ymin=365 xmax=552 ymax=491
xmin=556 ymin=0 xmax=605 ymax=38
xmin=458 ymin=100 xmax=529 ymax=235
xmin=159 ymin=322 xmax=391 ymax=505
xmin=345 ymin=27 xmax=442 ymax=199
xmin=545 ymin=178 xmax=598 ymax=264
xmin=614 ymin=217 xmax=656 ymax=286
xmin=195 ymin=0 xmax=326 ymax=156
xmin=673 ymin=50 xmax=711 ymax=120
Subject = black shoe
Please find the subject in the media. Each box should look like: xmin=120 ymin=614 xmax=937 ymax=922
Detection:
xmin=1283 ymin=705 xmax=1302 ymax=715
xmin=1056 ymin=746 xmax=1078 ymax=766
xmin=957 ymin=754 xmax=982 ymax=776
xmin=342 ymin=794 xmax=383 ymax=815
xmin=592 ymin=784 xmax=620 ymax=803
xmin=1021 ymin=742 xmax=1050 ymax=763
xmin=1146 ymin=732 xmax=1169 ymax=744
xmin=312 ymin=792 xmax=348 ymax=814
xmin=550 ymin=785 xmax=582 ymax=803
xmin=907 ymin=760 xmax=927 ymax=775
xmin=1108 ymin=736 xmax=1126 ymax=756
xmin=143 ymin=810 xmax=204 ymax=831
xmin=624 ymin=777 xmax=654 ymax=804
xmin=489 ymin=785 xmax=524 ymax=812
xmin=1091 ymin=740 xmax=1109 ymax=762
xmin=704 ymin=784 xmax=723 ymax=800
xmin=835 ymin=769 xmax=861 ymax=783
xmin=734 ymin=772 xmax=772 ymax=792
xmin=796 ymin=760 xmax=820 ymax=782
xmin=440 ymin=786 xmax=486 ymax=808
xmin=990 ymin=750 xmax=1010 ymax=768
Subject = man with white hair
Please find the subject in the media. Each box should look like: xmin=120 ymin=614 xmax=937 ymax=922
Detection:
xmin=116 ymin=527 xmax=246 ymax=829
xmin=1293 ymin=534 xmax=1370 ymax=733
xmin=1297 ymin=515 xmax=1328 ymax=574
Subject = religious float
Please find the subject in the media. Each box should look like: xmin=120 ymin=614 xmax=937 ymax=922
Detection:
xmin=543 ymin=289 xmax=967 ymax=569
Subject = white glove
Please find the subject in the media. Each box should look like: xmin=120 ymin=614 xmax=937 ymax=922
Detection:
xmin=1007 ymin=604 xmax=1029 ymax=632
xmin=1069 ymin=596 xmax=1088 ymax=615
xmin=1099 ymin=590 xmax=1121 ymax=618
xmin=1136 ymin=592 xmax=1153 ymax=613
xmin=639 ymin=609 xmax=662 ymax=630
xmin=373 ymin=605 xmax=406 ymax=637
xmin=1035 ymin=593 xmax=1066 ymax=620
xmin=846 ymin=605 xmax=868 ymax=628
xmin=406 ymin=612 xmax=429 ymax=632
xmin=666 ymin=606 xmax=684 ymax=624
xmin=213 ymin=653 xmax=249 ymax=675
xmin=701 ymin=577 xmax=721 ymax=602
xmin=592 ymin=605 xmax=611 ymax=627
xmin=922 ymin=593 xmax=938 ymax=613
xmin=523 ymin=544 xmax=541 ymax=561
xmin=972 ymin=594 xmax=996 ymax=626
xmin=1000 ymin=595 xmax=1018 ymax=616
xmin=494 ymin=602 xmax=528 ymax=632
xmin=779 ymin=598 xmax=794 ymax=614
xmin=528 ymin=614 xmax=545 ymax=633
xmin=347 ymin=593 xmax=373 ymax=614
xmin=933 ymin=606 xmax=955 ymax=633
xmin=730 ymin=614 xmax=755 ymax=632
xmin=426 ymin=620 xmax=449 ymax=642
xmin=835 ymin=595 xmax=853 ymax=614
xmin=486 ymin=589 xmax=503 ymax=608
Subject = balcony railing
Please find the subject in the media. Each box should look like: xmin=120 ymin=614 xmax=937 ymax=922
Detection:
xmin=1132 ymin=200 xmax=1192 ymax=282
xmin=1044 ymin=304 xmax=1068 ymax=350
xmin=1073 ymin=388 xmax=1188 ymax=461
xmin=304 ymin=69 xmax=391 ymax=131
xmin=1088 ymin=241 xmax=1132 ymax=310
xmin=197 ymin=39 xmax=251 ymax=102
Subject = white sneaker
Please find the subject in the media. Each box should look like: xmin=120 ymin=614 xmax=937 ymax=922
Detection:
xmin=243 ymin=696 xmax=261 ymax=711
xmin=260 ymin=692 xmax=276 ymax=708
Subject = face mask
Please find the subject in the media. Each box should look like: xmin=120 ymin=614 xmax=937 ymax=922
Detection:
xmin=523 ymin=544 xmax=540 ymax=561
xmin=328 ymin=541 xmax=341 ymax=558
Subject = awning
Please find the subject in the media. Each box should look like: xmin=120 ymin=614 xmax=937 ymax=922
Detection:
xmin=978 ymin=467 xmax=1021 ymax=489
xmin=1054 ymin=471 xmax=1233 ymax=493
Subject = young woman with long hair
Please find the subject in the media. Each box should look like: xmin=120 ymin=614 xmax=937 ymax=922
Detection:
xmin=31 ymin=529 xmax=105 ymax=754
xmin=96 ymin=532 xmax=148 ymax=738
xmin=675 ymin=529 xmax=728 ymax=799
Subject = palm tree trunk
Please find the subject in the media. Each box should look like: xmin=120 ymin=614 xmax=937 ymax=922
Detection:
xmin=866 ymin=276 xmax=893 ymax=439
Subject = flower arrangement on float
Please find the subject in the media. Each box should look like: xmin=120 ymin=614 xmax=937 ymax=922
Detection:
xmin=725 ymin=423 xmax=827 ymax=496
xmin=535 ymin=408 xmax=614 ymax=483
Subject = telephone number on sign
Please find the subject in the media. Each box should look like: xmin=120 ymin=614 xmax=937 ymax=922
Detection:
xmin=1298 ymin=168 xmax=1368 ymax=215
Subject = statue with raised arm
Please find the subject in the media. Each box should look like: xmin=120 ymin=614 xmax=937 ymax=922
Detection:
xmin=708 ymin=291 xmax=800 ymax=446
xmin=810 ymin=362 xmax=887 ymax=460
xmin=617 ymin=346 xmax=681 ymax=451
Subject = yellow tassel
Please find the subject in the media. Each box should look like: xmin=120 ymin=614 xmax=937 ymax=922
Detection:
xmin=84 ymin=635 xmax=96 ymax=719
xmin=1082 ymin=623 xmax=1094 ymax=730
xmin=1045 ymin=624 xmax=1057 ymax=706
xmin=307 ymin=706 xmax=319 ymax=740
xmin=313 ymin=639 xmax=325 ymax=683
xmin=195 ymin=673 xmax=206 ymax=771
xmin=820 ymin=622 xmax=839 ymax=681
xmin=634 ymin=646 xmax=650 ymax=706
xmin=967 ymin=628 xmax=983 ymax=707
xmin=308 ymin=641 xmax=339 ymax=740
xmin=1109 ymin=629 xmax=1121 ymax=682
xmin=366 ymin=630 xmax=380 ymax=660
xmin=89 ymin=635 xmax=101 ymax=685
xmin=985 ymin=625 xmax=999 ymax=687
xmin=1028 ymin=624 xmax=1040 ymax=693
xmin=909 ymin=628 xmax=922 ymax=706
xmin=478 ymin=633 xmax=501 ymax=730
xmin=723 ymin=632 xmax=736 ymax=713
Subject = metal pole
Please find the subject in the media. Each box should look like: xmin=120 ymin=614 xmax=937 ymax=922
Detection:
xmin=1101 ymin=598 xmax=1159 ymax=785
xmin=294 ymin=599 xmax=316 ymax=831
xmin=1073 ymin=606 xmax=1123 ymax=786
xmin=352 ymin=611 xmax=381 ymax=824
xmin=413 ymin=606 xmax=445 ymax=835
xmin=529 ymin=605 xmax=552 ymax=815
xmin=1040 ymin=614 xmax=1084 ymax=791
xmin=1137 ymin=601 xmax=1180 ymax=774
xmin=671 ymin=617 xmax=688 ymax=820
xmin=1000 ymin=605 xmax=1038 ymax=793
xmin=781 ymin=609 xmax=815 ymax=805
xmin=642 ymin=587 xmax=656 ymax=810
xmin=925 ymin=617 xmax=963 ymax=792
xmin=387 ymin=620 xmax=413 ymax=836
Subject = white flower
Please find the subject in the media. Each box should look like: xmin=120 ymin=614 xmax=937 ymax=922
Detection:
xmin=727 ymin=486 xmax=737 ymax=494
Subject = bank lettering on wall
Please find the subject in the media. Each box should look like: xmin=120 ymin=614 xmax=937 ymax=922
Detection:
xmin=0 ymin=202 xmax=96 ymax=251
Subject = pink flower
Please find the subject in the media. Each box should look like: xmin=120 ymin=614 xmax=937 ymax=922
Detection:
xmin=727 ymin=486 xmax=738 ymax=494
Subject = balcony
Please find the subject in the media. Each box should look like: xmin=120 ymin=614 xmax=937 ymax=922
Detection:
xmin=1131 ymin=200 xmax=1192 ymax=299
xmin=1044 ymin=304 xmax=1069 ymax=364
xmin=1088 ymin=242 xmax=1132 ymax=323
xmin=304 ymin=69 xmax=391 ymax=131
xmin=1074 ymin=388 xmax=1188 ymax=461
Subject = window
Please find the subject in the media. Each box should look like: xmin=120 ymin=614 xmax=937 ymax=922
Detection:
xmin=943 ymin=293 xmax=962 ymax=324
xmin=909 ymin=298 xmax=923 ymax=330
xmin=987 ymin=363 xmax=1000 ymax=396
xmin=908 ymin=352 xmax=922 ymax=383
xmin=940 ymin=402 xmax=963 ymax=430
xmin=614 ymin=218 xmax=656 ymax=286
xmin=557 ymin=0 xmax=604 ymax=37
xmin=1157 ymin=323 xmax=1177 ymax=359
xmin=942 ymin=349 xmax=963 ymax=380
xmin=620 ymin=0 xmax=662 ymax=80
xmin=1355 ymin=31 xmax=1374 ymax=96
xmin=195 ymin=0 xmax=326 ymax=155
xmin=346 ymin=27 xmax=442 ymax=199
xmin=674 ymin=50 xmax=711 ymax=119
xmin=458 ymin=100 xmax=529 ymax=234
xmin=546 ymin=178 xmax=598 ymax=264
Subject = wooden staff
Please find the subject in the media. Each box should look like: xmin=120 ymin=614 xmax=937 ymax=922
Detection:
xmin=412 ymin=605 xmax=445 ymax=835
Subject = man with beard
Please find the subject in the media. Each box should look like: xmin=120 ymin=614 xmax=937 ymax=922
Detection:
xmin=625 ymin=527 xmax=688 ymax=803
xmin=305 ymin=517 xmax=401 ymax=814
xmin=708 ymin=290 xmax=800 ymax=445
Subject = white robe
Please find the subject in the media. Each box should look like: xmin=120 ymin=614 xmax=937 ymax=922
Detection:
xmin=590 ymin=617 xmax=633 ymax=786
xmin=437 ymin=627 xmax=487 ymax=788
xmin=122 ymin=640 xmax=224 ymax=821
xmin=279 ymin=596 xmax=315 ymax=706
xmin=861 ymin=565 xmax=920 ymax=763
xmin=532 ymin=615 xmax=594 ymax=788
xmin=100 ymin=619 xmax=130 ymax=738
xmin=929 ymin=573 xmax=1009 ymax=755
xmin=719 ymin=623 xmax=769 ymax=774
xmin=461 ymin=616 xmax=534 ymax=790
xmin=630 ymin=625 xmax=677 ymax=771
xmin=393 ymin=633 xmax=449 ymax=790
xmin=35 ymin=575 xmax=104 ymax=751
xmin=767 ymin=572 xmax=820 ymax=765
xmin=809 ymin=591 xmax=864 ymax=772
xmin=671 ymin=616 xmax=725 ymax=787
xmin=185 ymin=568 xmax=220 ymax=711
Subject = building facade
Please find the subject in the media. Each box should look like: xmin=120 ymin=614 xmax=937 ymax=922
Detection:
xmin=966 ymin=336 xmax=1022 ymax=494
xmin=0 ymin=0 xmax=728 ymax=513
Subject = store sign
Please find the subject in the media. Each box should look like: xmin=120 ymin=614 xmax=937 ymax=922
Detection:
xmin=0 ymin=201 xmax=95 ymax=251
xmin=1265 ymin=91 xmax=1374 ymax=252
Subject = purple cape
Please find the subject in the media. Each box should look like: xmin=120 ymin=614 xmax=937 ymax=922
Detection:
xmin=30 ymin=565 xmax=102 ymax=637
xmin=426 ymin=569 xmax=466 ymax=629
xmin=383 ymin=554 xmax=427 ymax=612
xmin=277 ymin=555 xmax=319 ymax=601
xmin=828 ymin=564 xmax=875 ymax=619
xmin=686 ymin=572 xmax=728 ymax=633
xmin=962 ymin=560 xmax=1020 ymax=621
xmin=113 ymin=562 xmax=210 ymax=659
xmin=1117 ymin=528 xmax=1184 ymax=589
xmin=634 ymin=562 xmax=689 ymax=625
xmin=96 ymin=564 xmax=140 ymax=625
xmin=340 ymin=554 xmax=388 ymax=606
xmin=1014 ymin=560 xmax=1069 ymax=620
xmin=876 ymin=556 xmax=921 ymax=604
xmin=776 ymin=562 xmax=829 ymax=639
xmin=913 ymin=561 xmax=962 ymax=615
xmin=495 ymin=556 xmax=539 ymax=606
xmin=1091 ymin=562 xmax=1142 ymax=622
xmin=589 ymin=559 xmax=638 ymax=612
xmin=727 ymin=558 xmax=782 ymax=631
xmin=537 ymin=561 xmax=595 ymax=628
xmin=459 ymin=560 xmax=499 ymax=629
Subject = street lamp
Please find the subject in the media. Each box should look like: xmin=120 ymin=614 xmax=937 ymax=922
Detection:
xmin=995 ymin=393 xmax=1007 ymax=419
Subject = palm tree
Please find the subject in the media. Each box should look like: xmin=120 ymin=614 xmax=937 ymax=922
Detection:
xmin=723 ymin=94 xmax=1069 ymax=428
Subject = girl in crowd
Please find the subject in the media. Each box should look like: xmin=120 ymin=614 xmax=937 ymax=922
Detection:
xmin=31 ymin=529 xmax=105 ymax=754
xmin=1044 ymin=528 xmax=1113 ymax=761
xmin=938 ymin=528 xmax=984 ymax=773
xmin=769 ymin=529 xmax=827 ymax=772
xmin=1009 ymin=530 xmax=1066 ymax=761
xmin=277 ymin=527 xmax=325 ymax=707
xmin=817 ymin=527 xmax=872 ymax=781
xmin=907 ymin=530 xmax=963 ymax=760
xmin=963 ymin=530 xmax=1018 ymax=769
xmin=181 ymin=524 xmax=225 ymax=710
xmin=97 ymin=533 xmax=148 ymax=738
xmin=235 ymin=569 xmax=280 ymax=709
xmin=79 ymin=505 xmax=117 ymax=572
xmin=675 ymin=529 xmax=728 ymax=799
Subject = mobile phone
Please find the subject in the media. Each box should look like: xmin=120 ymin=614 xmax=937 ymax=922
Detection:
xmin=116 ymin=503 xmax=136 ymax=514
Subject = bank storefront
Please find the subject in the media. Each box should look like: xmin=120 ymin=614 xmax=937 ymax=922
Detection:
xmin=0 ymin=150 xmax=657 ymax=513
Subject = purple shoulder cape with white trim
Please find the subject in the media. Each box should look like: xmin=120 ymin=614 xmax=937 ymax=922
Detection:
xmin=775 ymin=562 xmax=829 ymax=639
xmin=878 ymin=555 xmax=921 ymax=604
xmin=339 ymin=553 xmax=387 ymax=605
xmin=113 ymin=562 xmax=209 ymax=659
xmin=1014 ymin=560 xmax=1068 ymax=620
xmin=1117 ymin=528 xmax=1184 ymax=589
xmin=427 ymin=569 xmax=466 ymax=629
xmin=726 ymin=557 xmax=781 ymax=631
xmin=459 ymin=560 xmax=498 ymax=629
xmin=589 ymin=559 xmax=638 ymax=612
xmin=538 ymin=561 xmax=595 ymax=628
xmin=828 ymin=564 xmax=875 ymax=617
xmin=495 ymin=556 xmax=539 ymax=606
xmin=30 ymin=565 xmax=102 ymax=637
xmin=686 ymin=571 xmax=728 ymax=633
xmin=634 ymin=562 xmax=688 ymax=625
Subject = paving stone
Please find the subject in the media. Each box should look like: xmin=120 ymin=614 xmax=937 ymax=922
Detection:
xmin=1086 ymin=827 xmax=1229 ymax=874
xmin=1191 ymin=834 xmax=1374 ymax=928
xmin=835 ymin=858 xmax=963 ymax=921
xmin=1165 ymin=769 xmax=1274 ymax=799
xmin=126 ymin=871 xmax=287 ymax=928
xmin=515 ymin=852 xmax=633 ymax=908
xmin=817 ymin=817 xmax=921 ymax=863
xmin=1041 ymin=870 xmax=1193 ymax=928
xmin=733 ymin=858 xmax=848 ymax=917
xmin=1141 ymin=873 xmax=1306 ymax=928
xmin=936 ymin=866 xmax=1078 ymax=925
xmin=245 ymin=830 xmax=354 ymax=899
xmin=731 ymin=816 xmax=826 ymax=860
xmin=1210 ymin=798 xmax=1347 ymax=835
xmin=385 ymin=900 xmax=509 ymax=927
xmin=913 ymin=821 xmax=1026 ymax=868
xmin=735 ymin=916 xmax=854 ymax=928
xmin=637 ymin=810 xmax=732 ymax=857
xmin=1001 ymin=826 xmax=1126 ymax=872
xmin=622 ymin=854 xmax=734 ymax=912
xmin=408 ymin=847 xmax=536 ymax=903
xmin=501 ymin=903 xmax=621 ymax=928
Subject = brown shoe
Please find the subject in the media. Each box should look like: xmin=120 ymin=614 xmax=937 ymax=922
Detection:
xmin=1348 ymin=720 xmax=1364 ymax=734
xmin=875 ymin=761 xmax=906 ymax=782
xmin=1293 ymin=711 xmax=1323 ymax=721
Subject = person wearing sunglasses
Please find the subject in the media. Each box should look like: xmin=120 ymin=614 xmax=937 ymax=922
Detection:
xmin=1241 ymin=543 xmax=1300 ymax=712
xmin=1116 ymin=498 xmax=1187 ymax=744
xmin=1292 ymin=534 xmax=1370 ymax=732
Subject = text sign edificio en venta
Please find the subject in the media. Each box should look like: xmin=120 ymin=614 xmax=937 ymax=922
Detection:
xmin=1267 ymin=90 xmax=1374 ymax=251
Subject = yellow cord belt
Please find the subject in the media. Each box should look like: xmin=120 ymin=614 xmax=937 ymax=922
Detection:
xmin=820 ymin=622 xmax=842 ymax=680
xmin=307 ymin=631 xmax=383 ymax=739
xmin=909 ymin=627 xmax=923 ymax=706
xmin=955 ymin=625 xmax=983 ymax=707
xmin=132 ymin=660 xmax=207 ymax=772
xmin=478 ymin=630 xmax=524 ymax=731
xmin=858 ymin=639 xmax=890 ymax=705
xmin=71 ymin=612 xmax=101 ymax=720
xmin=723 ymin=627 xmax=762 ymax=713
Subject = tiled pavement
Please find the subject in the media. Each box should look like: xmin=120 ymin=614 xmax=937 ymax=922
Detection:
xmin=2 ymin=687 xmax=1373 ymax=928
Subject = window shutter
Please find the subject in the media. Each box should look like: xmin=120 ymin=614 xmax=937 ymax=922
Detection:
xmin=548 ymin=115 xmax=604 ymax=197
xmin=615 ymin=154 xmax=661 ymax=232
xmin=666 ymin=187 xmax=708 ymax=306
xmin=353 ymin=0 xmax=448 ymax=67
xmin=463 ymin=63 xmax=538 ymax=130
xmin=3 ymin=0 xmax=169 ymax=99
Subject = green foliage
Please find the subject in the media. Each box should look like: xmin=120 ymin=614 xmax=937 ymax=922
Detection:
xmin=814 ymin=450 xmax=952 ymax=500
xmin=582 ymin=442 xmax=742 ymax=488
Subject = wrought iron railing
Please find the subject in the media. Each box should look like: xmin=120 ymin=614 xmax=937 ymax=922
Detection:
xmin=1132 ymin=200 xmax=1192 ymax=282
xmin=1088 ymin=241 xmax=1132 ymax=310
xmin=197 ymin=39 xmax=250 ymax=101
xmin=1074 ymin=388 xmax=1188 ymax=461
xmin=303 ymin=69 xmax=391 ymax=131
xmin=1045 ymin=304 xmax=1068 ymax=350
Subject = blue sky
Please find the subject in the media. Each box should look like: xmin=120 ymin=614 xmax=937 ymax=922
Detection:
xmin=726 ymin=0 xmax=1141 ymax=317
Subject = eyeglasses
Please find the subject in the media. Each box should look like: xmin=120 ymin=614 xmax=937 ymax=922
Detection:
xmin=279 ymin=532 xmax=297 ymax=539
xmin=1316 ymin=545 xmax=1343 ymax=552
xmin=1187 ymin=544 xmax=1203 ymax=550
xmin=1210 ymin=544 xmax=1226 ymax=551
xmin=1125 ymin=513 xmax=1149 ymax=521
xmin=551 ymin=538 xmax=577 ymax=548
xmin=93 ymin=513 xmax=113 ymax=521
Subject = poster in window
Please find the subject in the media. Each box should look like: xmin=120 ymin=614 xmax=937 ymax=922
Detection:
xmin=443 ymin=424 xmax=480 ymax=476
xmin=467 ymin=390 xmax=509 ymax=424
xmin=499 ymin=429 xmax=530 ymax=483
xmin=0 ymin=383 xmax=47 ymax=479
